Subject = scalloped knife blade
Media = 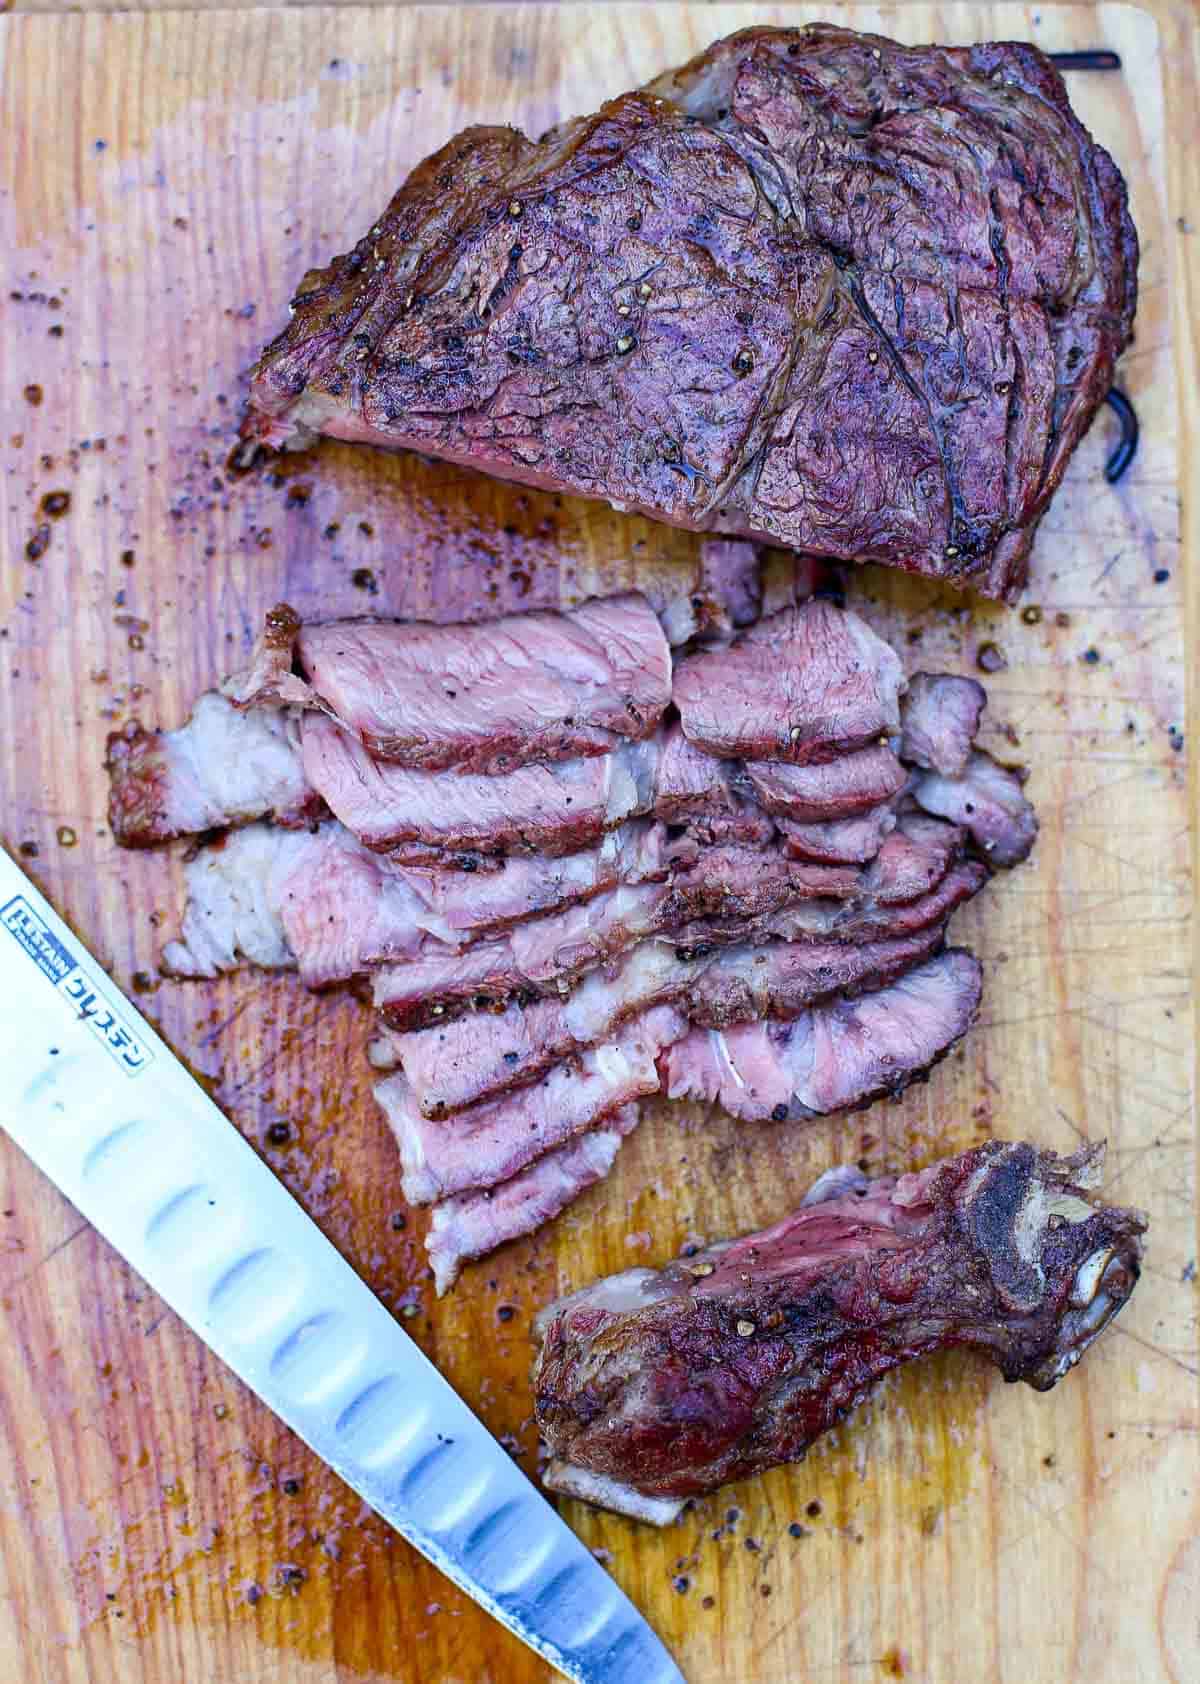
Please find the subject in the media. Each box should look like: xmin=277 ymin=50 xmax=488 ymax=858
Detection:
xmin=0 ymin=848 xmax=686 ymax=1684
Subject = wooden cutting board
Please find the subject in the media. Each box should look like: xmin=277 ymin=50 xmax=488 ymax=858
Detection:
xmin=0 ymin=5 xmax=1195 ymax=1681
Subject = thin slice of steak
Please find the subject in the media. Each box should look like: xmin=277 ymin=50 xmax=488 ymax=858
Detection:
xmin=744 ymin=744 xmax=909 ymax=821
xmin=228 ymin=594 xmax=670 ymax=772
xmin=106 ymin=695 xmax=320 ymax=847
xmin=776 ymin=808 xmax=898 ymax=864
xmin=160 ymin=822 xmax=457 ymax=987
xmin=673 ymin=602 xmax=903 ymax=764
xmin=303 ymin=714 xmax=660 ymax=858
xmin=395 ymin=820 xmax=672 ymax=932
xmin=532 ymin=1141 xmax=1145 ymax=1518
xmin=241 ymin=27 xmax=1136 ymax=600
xmin=427 ymin=1105 xmax=641 ymax=1293
xmin=653 ymin=724 xmax=775 ymax=845
xmin=857 ymin=811 xmax=965 ymax=905
xmin=912 ymin=751 xmax=1038 ymax=866
xmin=664 ymin=949 xmax=981 ymax=1118
xmin=899 ymin=673 xmax=987 ymax=777
xmin=376 ymin=1005 xmax=686 ymax=1205
xmin=685 ymin=927 xmax=947 ymax=1029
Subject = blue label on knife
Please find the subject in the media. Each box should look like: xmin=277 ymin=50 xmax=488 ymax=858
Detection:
xmin=1 ymin=894 xmax=154 ymax=1077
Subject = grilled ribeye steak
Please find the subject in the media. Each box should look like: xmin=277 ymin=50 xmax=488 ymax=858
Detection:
xmin=532 ymin=1141 xmax=1145 ymax=1522
xmin=242 ymin=25 xmax=1137 ymax=600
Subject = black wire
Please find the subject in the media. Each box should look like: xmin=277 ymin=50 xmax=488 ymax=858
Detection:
xmin=1103 ymin=388 xmax=1139 ymax=485
xmin=1048 ymin=50 xmax=1123 ymax=71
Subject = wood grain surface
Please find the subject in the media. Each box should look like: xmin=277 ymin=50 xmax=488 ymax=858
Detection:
xmin=0 ymin=6 xmax=1196 ymax=1682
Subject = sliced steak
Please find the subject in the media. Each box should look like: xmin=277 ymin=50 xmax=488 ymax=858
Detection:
xmin=230 ymin=593 xmax=670 ymax=772
xmin=776 ymin=808 xmax=898 ymax=864
xmin=374 ymin=848 xmax=911 ymax=1031
xmin=385 ymin=942 xmax=691 ymax=1114
xmin=377 ymin=1005 xmax=686 ymax=1205
xmin=243 ymin=26 xmax=1137 ymax=601
xmin=161 ymin=822 xmax=448 ymax=987
xmin=744 ymin=744 xmax=908 ymax=821
xmin=665 ymin=949 xmax=981 ymax=1120
xmin=653 ymin=724 xmax=774 ymax=845
xmin=532 ymin=1141 xmax=1146 ymax=1517
xmin=858 ymin=811 xmax=964 ymax=905
xmin=396 ymin=819 xmax=671 ymax=932
xmin=377 ymin=835 xmax=981 ymax=1032
xmin=757 ymin=860 xmax=987 ymax=947
xmin=303 ymin=713 xmax=659 ymax=858
xmin=912 ymin=751 xmax=1038 ymax=866
xmin=674 ymin=602 xmax=903 ymax=763
xmin=900 ymin=673 xmax=987 ymax=777
xmin=163 ymin=819 xmax=676 ymax=985
xmin=162 ymin=803 xmax=977 ymax=1005
xmin=105 ymin=695 xmax=319 ymax=848
xmin=687 ymin=927 xmax=946 ymax=1028
xmin=427 ymin=1105 xmax=641 ymax=1293
xmin=385 ymin=925 xmax=964 ymax=1114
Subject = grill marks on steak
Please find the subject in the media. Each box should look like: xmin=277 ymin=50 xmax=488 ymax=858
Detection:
xmin=243 ymin=26 xmax=1136 ymax=600
xmin=532 ymin=1141 xmax=1146 ymax=1518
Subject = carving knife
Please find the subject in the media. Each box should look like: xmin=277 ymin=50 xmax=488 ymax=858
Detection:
xmin=0 ymin=847 xmax=686 ymax=1684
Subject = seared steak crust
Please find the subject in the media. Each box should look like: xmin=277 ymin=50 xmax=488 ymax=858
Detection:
xmin=243 ymin=26 xmax=1137 ymax=599
xmin=532 ymin=1142 xmax=1146 ymax=1510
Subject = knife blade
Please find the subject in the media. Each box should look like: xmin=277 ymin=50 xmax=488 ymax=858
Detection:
xmin=0 ymin=847 xmax=686 ymax=1684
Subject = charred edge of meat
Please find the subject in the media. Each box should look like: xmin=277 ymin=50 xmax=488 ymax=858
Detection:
xmin=104 ymin=721 xmax=174 ymax=849
xmin=221 ymin=601 xmax=317 ymax=713
xmin=530 ymin=1141 xmax=1146 ymax=1517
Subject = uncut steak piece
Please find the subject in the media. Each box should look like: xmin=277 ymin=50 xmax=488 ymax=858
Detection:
xmin=242 ymin=24 xmax=1137 ymax=601
xmin=225 ymin=593 xmax=670 ymax=772
xmin=532 ymin=1141 xmax=1146 ymax=1521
